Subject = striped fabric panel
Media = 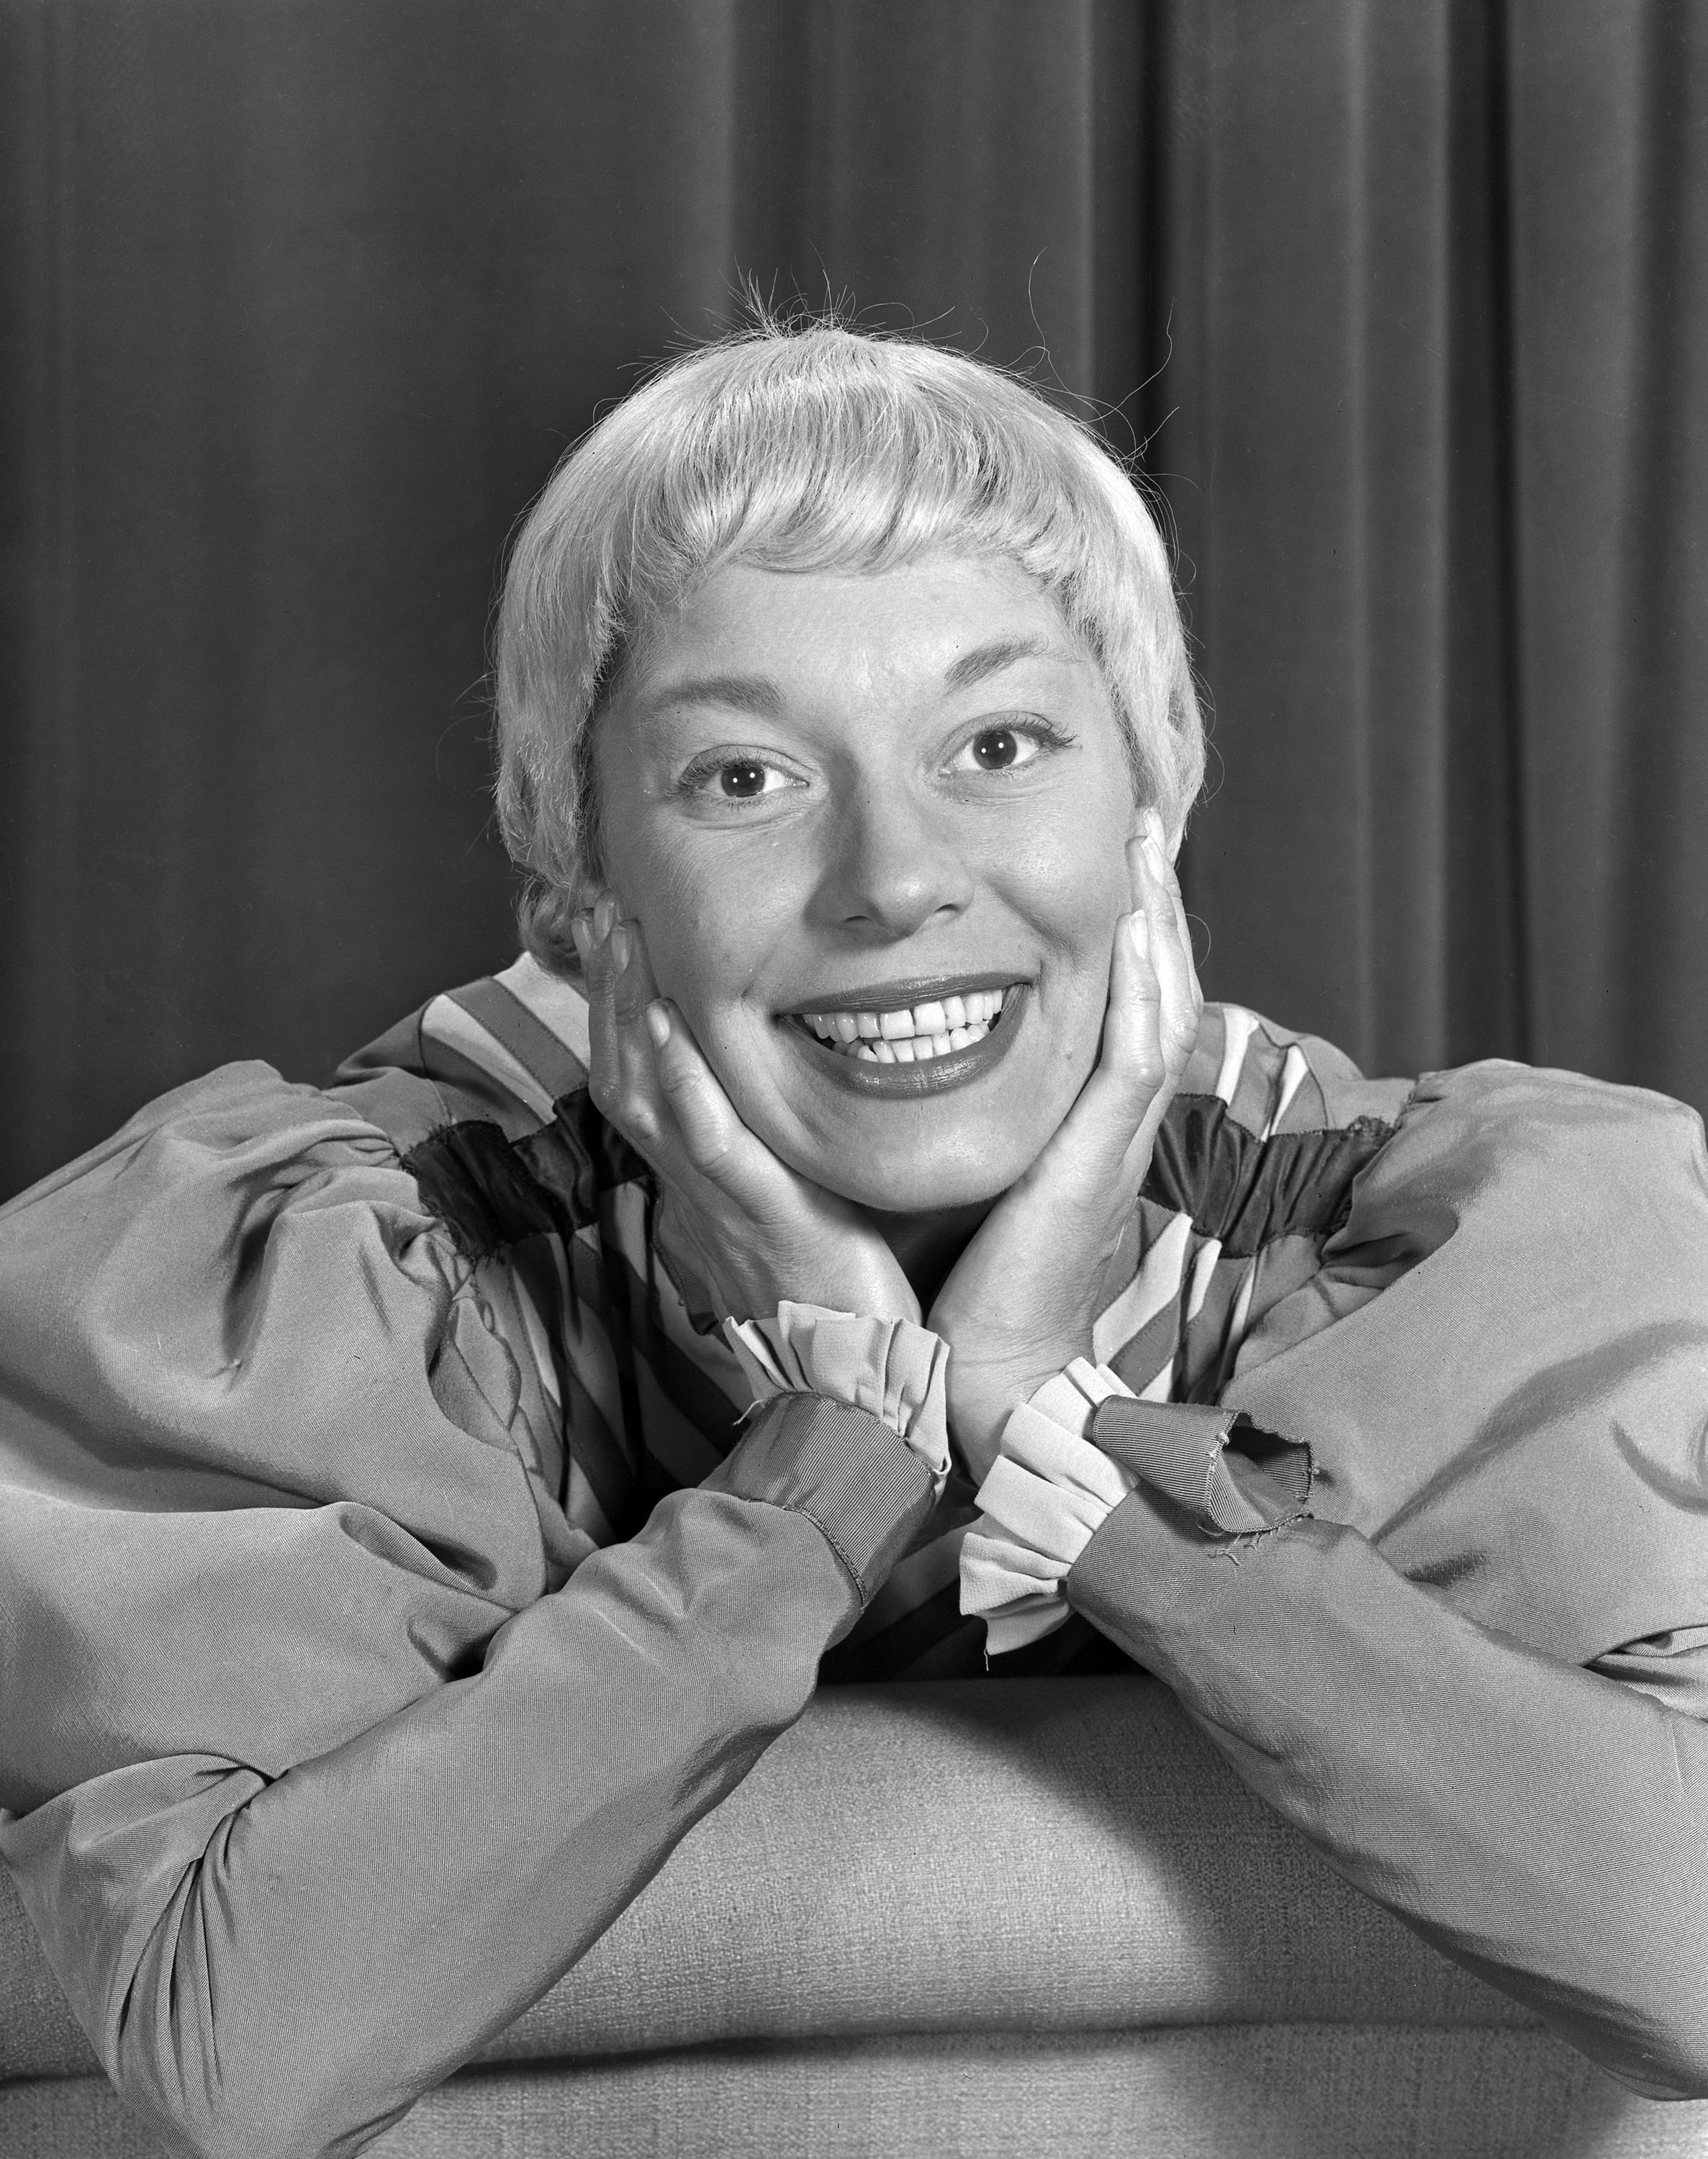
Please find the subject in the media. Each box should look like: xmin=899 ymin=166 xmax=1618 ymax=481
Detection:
xmin=821 ymin=1573 xmax=990 ymax=1683
xmin=841 ymin=1516 xmax=975 ymax=1642
xmin=454 ymin=964 xmax=591 ymax=1103
xmin=1090 ymin=1016 xmax=1301 ymax=1398
xmin=557 ymin=1364 xmax=630 ymax=1543
xmin=492 ymin=953 xmax=593 ymax=1073
xmin=440 ymin=992 xmax=576 ymax=1115
xmin=1264 ymin=1043 xmax=1312 ymax=1136
xmin=1091 ymin=1206 xmax=1194 ymax=1364
xmin=559 ymin=1230 xmax=631 ymax=1439
xmin=597 ymin=1185 xmax=748 ymax=1449
xmin=417 ymin=1000 xmax=559 ymax=1135
xmin=1212 ymin=1003 xmax=1256 ymax=1105
xmin=631 ymin=1357 xmax=726 ymax=1488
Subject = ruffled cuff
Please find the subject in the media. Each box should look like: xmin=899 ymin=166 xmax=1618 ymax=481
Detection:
xmin=958 ymin=1359 xmax=1140 ymax=1655
xmin=721 ymin=1302 xmax=952 ymax=1488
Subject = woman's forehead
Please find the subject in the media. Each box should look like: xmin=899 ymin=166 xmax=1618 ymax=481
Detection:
xmin=622 ymin=557 xmax=1091 ymax=712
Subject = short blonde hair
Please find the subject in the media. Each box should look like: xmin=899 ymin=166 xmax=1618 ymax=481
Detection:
xmin=494 ymin=322 xmax=1203 ymax=972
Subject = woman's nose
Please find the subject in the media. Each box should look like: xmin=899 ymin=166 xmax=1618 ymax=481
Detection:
xmin=811 ymin=787 xmax=976 ymax=939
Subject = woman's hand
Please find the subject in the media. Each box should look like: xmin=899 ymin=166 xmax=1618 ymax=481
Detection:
xmin=927 ymin=813 xmax=1203 ymax=1480
xmin=576 ymin=897 xmax=920 ymax=1328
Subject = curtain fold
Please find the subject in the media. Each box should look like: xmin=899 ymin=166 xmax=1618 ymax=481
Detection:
xmin=2 ymin=0 xmax=1704 ymax=1200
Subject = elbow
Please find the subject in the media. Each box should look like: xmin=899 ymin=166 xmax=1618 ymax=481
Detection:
xmin=114 ymin=2070 xmax=407 ymax=2159
xmin=1558 ymin=2001 xmax=1708 ymax=2104
xmin=110 ymin=1976 xmax=399 ymax=2159
xmin=1605 ymin=2037 xmax=1708 ymax=2106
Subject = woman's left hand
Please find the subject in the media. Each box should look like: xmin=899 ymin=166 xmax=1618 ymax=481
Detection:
xmin=928 ymin=811 xmax=1203 ymax=1480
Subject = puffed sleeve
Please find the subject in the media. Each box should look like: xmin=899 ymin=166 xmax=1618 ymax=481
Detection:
xmin=1054 ymin=1063 xmax=1708 ymax=2099
xmin=0 ymin=1065 xmax=934 ymax=2159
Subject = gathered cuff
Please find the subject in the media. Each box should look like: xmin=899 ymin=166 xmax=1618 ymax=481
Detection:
xmin=721 ymin=1303 xmax=951 ymax=1488
xmin=958 ymin=1360 xmax=1140 ymax=1655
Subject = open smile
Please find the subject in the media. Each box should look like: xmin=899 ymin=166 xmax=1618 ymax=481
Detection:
xmin=778 ymin=974 xmax=1029 ymax=1097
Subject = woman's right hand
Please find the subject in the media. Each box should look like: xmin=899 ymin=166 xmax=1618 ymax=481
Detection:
xmin=576 ymin=895 xmax=920 ymax=1328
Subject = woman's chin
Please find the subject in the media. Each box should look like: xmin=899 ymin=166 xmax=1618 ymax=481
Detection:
xmin=777 ymin=1128 xmax=1033 ymax=1218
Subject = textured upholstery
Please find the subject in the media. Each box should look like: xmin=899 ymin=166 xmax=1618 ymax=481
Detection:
xmin=476 ymin=1678 xmax=1527 ymax=2060
xmin=8 ymin=2033 xmax=1708 ymax=2159
xmin=6 ymin=1678 xmax=1706 ymax=2156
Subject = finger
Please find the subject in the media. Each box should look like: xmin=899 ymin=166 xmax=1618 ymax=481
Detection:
xmin=646 ymin=1000 xmax=748 ymax=1182
xmin=583 ymin=897 xmax=675 ymax=1162
xmin=1155 ymin=825 xmax=1206 ymax=1020
xmin=591 ymin=914 xmax=798 ymax=1216
xmin=1055 ymin=841 xmax=1196 ymax=1177
xmin=1134 ymin=830 xmax=1199 ymax=1077
xmin=608 ymin=918 xmax=660 ymax=1026
xmin=1104 ymin=902 xmax=1175 ymax=1114
xmin=581 ymin=893 xmax=620 ymax=1082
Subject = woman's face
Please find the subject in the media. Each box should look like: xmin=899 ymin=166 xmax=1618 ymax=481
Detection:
xmin=594 ymin=556 xmax=1144 ymax=1213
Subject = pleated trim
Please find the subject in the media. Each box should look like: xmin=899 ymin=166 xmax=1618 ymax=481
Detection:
xmin=723 ymin=1303 xmax=952 ymax=1487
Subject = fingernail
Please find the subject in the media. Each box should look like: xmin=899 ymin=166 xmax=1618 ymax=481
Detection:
xmin=645 ymin=1000 xmax=672 ymax=1050
xmin=1128 ymin=910 xmax=1150 ymax=959
xmin=1143 ymin=806 xmax=1165 ymax=846
xmin=570 ymin=913 xmax=593 ymax=962
xmin=593 ymin=894 xmax=618 ymax=941
xmin=610 ymin=924 xmax=632 ymax=973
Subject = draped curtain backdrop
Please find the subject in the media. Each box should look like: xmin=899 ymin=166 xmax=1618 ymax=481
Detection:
xmin=3 ymin=0 xmax=1704 ymax=1198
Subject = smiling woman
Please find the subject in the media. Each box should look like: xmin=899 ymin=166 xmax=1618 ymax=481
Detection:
xmin=594 ymin=559 xmax=1139 ymax=1203
xmin=4 ymin=320 xmax=1708 ymax=2159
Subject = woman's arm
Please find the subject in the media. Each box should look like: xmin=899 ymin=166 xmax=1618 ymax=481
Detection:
xmin=0 ymin=1067 xmax=933 ymax=2159
xmin=962 ymin=1055 xmax=1708 ymax=2100
xmin=1065 ymin=1481 xmax=1708 ymax=2099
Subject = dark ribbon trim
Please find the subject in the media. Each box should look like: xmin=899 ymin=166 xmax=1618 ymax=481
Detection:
xmin=1142 ymin=1094 xmax=1393 ymax=1257
xmin=407 ymin=1087 xmax=1396 ymax=1271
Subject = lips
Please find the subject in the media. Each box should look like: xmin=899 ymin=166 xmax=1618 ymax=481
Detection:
xmin=780 ymin=980 xmax=1029 ymax=1097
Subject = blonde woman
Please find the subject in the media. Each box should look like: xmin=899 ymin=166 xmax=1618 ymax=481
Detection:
xmin=3 ymin=324 xmax=1704 ymax=2158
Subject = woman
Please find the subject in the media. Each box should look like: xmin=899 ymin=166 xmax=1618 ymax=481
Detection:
xmin=1 ymin=323 xmax=1704 ymax=2159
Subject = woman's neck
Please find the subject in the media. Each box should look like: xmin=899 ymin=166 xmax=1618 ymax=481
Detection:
xmin=875 ymin=1200 xmax=993 ymax=1315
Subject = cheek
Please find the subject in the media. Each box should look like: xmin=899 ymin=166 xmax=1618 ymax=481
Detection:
xmin=1000 ymin=800 xmax=1133 ymax=972
xmin=615 ymin=836 xmax=790 ymax=1043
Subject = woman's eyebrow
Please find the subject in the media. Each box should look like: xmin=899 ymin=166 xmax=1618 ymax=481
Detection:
xmin=645 ymin=673 xmax=785 ymax=719
xmin=942 ymin=633 xmax=1063 ymax=692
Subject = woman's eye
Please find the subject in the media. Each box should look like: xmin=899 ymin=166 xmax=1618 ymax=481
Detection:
xmin=950 ymin=725 xmax=1051 ymax=775
xmin=680 ymin=756 xmax=799 ymax=803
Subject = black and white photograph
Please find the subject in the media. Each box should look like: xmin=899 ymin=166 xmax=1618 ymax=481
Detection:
xmin=2 ymin=4 xmax=1707 ymax=2155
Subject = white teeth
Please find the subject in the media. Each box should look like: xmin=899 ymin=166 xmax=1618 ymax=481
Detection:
xmin=795 ymin=988 xmax=1014 ymax=1064
xmin=849 ymin=1020 xmax=992 ymax=1065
